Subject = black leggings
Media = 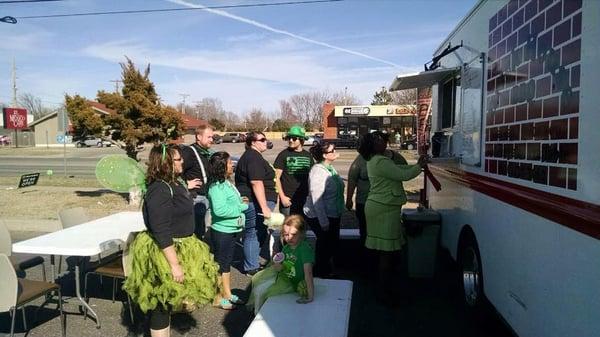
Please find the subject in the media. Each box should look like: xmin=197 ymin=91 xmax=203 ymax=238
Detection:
xmin=149 ymin=306 xmax=170 ymax=330
xmin=306 ymin=217 xmax=340 ymax=277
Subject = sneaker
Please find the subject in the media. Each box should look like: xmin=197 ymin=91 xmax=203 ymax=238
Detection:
xmin=229 ymin=294 xmax=245 ymax=305
xmin=213 ymin=298 xmax=234 ymax=310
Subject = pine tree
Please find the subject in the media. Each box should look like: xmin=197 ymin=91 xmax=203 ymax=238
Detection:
xmin=98 ymin=58 xmax=184 ymax=159
xmin=371 ymin=87 xmax=393 ymax=105
xmin=64 ymin=94 xmax=104 ymax=137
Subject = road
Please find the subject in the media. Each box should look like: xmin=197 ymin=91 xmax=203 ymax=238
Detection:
xmin=0 ymin=140 xmax=361 ymax=177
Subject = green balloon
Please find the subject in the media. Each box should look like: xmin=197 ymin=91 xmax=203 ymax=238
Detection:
xmin=95 ymin=155 xmax=146 ymax=193
xmin=46 ymin=170 xmax=53 ymax=176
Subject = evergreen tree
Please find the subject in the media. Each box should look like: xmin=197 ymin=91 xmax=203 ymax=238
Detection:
xmin=64 ymin=94 xmax=104 ymax=137
xmin=98 ymin=58 xmax=184 ymax=159
xmin=371 ymin=86 xmax=393 ymax=105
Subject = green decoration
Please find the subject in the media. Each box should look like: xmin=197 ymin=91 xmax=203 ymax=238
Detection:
xmin=95 ymin=155 xmax=146 ymax=193
xmin=46 ymin=170 xmax=53 ymax=176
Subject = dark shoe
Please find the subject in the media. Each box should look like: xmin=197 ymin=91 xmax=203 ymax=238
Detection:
xmin=245 ymin=268 xmax=261 ymax=276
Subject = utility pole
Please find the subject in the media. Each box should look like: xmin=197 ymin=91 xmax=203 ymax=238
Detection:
xmin=11 ymin=58 xmax=19 ymax=148
xmin=12 ymin=57 xmax=17 ymax=106
xmin=109 ymin=79 xmax=122 ymax=93
xmin=193 ymin=100 xmax=201 ymax=120
xmin=179 ymin=93 xmax=189 ymax=114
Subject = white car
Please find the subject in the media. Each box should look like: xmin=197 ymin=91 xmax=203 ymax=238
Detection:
xmin=76 ymin=136 xmax=112 ymax=148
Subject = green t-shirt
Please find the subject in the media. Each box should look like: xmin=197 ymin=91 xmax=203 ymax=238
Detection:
xmin=280 ymin=239 xmax=315 ymax=287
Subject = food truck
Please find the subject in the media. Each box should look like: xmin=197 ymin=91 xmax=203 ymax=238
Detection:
xmin=390 ymin=1 xmax=599 ymax=336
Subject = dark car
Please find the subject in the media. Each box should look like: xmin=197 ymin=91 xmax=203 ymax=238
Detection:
xmin=221 ymin=132 xmax=246 ymax=143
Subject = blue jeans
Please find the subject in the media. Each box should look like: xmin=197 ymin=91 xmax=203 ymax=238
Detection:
xmin=193 ymin=195 xmax=209 ymax=240
xmin=242 ymin=200 xmax=276 ymax=272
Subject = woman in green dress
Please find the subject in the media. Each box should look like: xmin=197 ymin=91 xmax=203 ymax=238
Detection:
xmin=357 ymin=132 xmax=426 ymax=303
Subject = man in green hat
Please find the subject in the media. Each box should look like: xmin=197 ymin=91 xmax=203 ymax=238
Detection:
xmin=274 ymin=125 xmax=314 ymax=216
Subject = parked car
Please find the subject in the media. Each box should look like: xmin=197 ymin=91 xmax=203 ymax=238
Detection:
xmin=221 ymin=132 xmax=246 ymax=143
xmin=76 ymin=136 xmax=112 ymax=148
xmin=213 ymin=133 xmax=223 ymax=144
xmin=303 ymin=135 xmax=321 ymax=146
xmin=0 ymin=135 xmax=11 ymax=145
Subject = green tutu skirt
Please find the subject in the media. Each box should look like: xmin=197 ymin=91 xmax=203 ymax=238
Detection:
xmin=123 ymin=232 xmax=221 ymax=313
xmin=246 ymin=265 xmax=308 ymax=315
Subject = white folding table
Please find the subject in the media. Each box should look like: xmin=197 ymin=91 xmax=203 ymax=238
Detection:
xmin=12 ymin=211 xmax=145 ymax=328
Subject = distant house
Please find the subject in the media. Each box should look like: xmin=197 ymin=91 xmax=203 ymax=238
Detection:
xmin=180 ymin=114 xmax=207 ymax=134
xmin=29 ymin=101 xmax=114 ymax=147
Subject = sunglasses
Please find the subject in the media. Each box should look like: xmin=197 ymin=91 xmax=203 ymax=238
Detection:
xmin=255 ymin=138 xmax=267 ymax=142
xmin=286 ymin=136 xmax=300 ymax=141
xmin=323 ymin=147 xmax=336 ymax=154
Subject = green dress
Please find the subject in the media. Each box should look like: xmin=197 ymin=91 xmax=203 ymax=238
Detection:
xmin=365 ymin=154 xmax=421 ymax=251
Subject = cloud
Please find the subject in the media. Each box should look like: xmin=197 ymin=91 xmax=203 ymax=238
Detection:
xmin=166 ymin=0 xmax=401 ymax=68
xmin=0 ymin=31 xmax=54 ymax=52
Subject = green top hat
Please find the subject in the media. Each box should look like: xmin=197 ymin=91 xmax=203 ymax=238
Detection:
xmin=287 ymin=125 xmax=308 ymax=140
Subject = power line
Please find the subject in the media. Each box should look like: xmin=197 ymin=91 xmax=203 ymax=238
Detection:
xmin=0 ymin=0 xmax=63 ymax=3
xmin=14 ymin=0 xmax=343 ymax=20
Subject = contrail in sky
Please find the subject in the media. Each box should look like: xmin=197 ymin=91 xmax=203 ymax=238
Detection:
xmin=167 ymin=0 xmax=401 ymax=68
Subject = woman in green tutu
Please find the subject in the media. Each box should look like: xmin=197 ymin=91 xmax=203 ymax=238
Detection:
xmin=123 ymin=144 xmax=222 ymax=337
xmin=247 ymin=214 xmax=315 ymax=314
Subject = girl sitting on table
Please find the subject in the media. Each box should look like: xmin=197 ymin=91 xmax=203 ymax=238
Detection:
xmin=123 ymin=144 xmax=223 ymax=337
xmin=247 ymin=215 xmax=315 ymax=314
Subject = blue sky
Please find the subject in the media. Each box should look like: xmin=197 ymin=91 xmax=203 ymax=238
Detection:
xmin=0 ymin=0 xmax=476 ymax=115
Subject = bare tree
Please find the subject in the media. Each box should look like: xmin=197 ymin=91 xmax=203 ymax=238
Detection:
xmin=279 ymin=99 xmax=299 ymax=124
xmin=390 ymin=88 xmax=417 ymax=105
xmin=330 ymin=90 xmax=361 ymax=106
xmin=18 ymin=93 xmax=54 ymax=120
xmin=243 ymin=108 xmax=269 ymax=131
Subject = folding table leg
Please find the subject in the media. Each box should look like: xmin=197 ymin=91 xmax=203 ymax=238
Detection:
xmin=75 ymin=265 xmax=101 ymax=328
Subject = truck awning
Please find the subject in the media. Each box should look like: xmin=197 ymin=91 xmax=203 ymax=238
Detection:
xmin=389 ymin=67 xmax=460 ymax=91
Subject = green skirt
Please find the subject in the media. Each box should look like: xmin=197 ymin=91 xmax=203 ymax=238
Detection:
xmin=123 ymin=231 xmax=221 ymax=313
xmin=364 ymin=200 xmax=405 ymax=252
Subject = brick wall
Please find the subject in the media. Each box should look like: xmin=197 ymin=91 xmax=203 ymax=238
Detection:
xmin=485 ymin=0 xmax=581 ymax=190
xmin=322 ymin=102 xmax=337 ymax=138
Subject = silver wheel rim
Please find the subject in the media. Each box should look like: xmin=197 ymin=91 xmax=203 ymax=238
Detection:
xmin=462 ymin=246 xmax=481 ymax=306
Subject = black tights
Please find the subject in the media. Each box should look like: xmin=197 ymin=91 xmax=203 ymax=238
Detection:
xmin=149 ymin=306 xmax=170 ymax=330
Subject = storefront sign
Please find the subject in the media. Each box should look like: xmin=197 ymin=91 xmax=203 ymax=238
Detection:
xmin=343 ymin=106 xmax=370 ymax=115
xmin=3 ymin=107 xmax=28 ymax=129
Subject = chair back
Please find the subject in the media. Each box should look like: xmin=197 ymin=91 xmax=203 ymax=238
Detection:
xmin=0 ymin=254 xmax=18 ymax=312
xmin=122 ymin=232 xmax=138 ymax=277
xmin=0 ymin=219 xmax=13 ymax=256
xmin=58 ymin=207 xmax=90 ymax=229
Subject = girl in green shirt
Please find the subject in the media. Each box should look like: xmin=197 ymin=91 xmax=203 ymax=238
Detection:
xmin=247 ymin=215 xmax=315 ymax=314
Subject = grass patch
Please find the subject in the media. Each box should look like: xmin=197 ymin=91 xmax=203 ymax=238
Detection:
xmin=0 ymin=186 xmax=137 ymax=220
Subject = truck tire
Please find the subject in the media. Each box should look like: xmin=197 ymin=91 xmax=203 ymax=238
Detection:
xmin=458 ymin=230 xmax=484 ymax=309
xmin=232 ymin=139 xmax=237 ymax=143
xmin=97 ymin=142 xmax=103 ymax=148
xmin=76 ymin=142 xmax=83 ymax=148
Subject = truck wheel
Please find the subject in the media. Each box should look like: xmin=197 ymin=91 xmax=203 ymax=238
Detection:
xmin=76 ymin=142 xmax=82 ymax=148
xmin=97 ymin=142 xmax=103 ymax=148
xmin=459 ymin=232 xmax=484 ymax=308
xmin=232 ymin=139 xmax=237 ymax=143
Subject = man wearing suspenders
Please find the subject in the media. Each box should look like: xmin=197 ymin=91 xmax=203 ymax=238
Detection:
xmin=181 ymin=124 xmax=214 ymax=240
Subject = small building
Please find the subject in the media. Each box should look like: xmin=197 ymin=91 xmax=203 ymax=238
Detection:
xmin=29 ymin=101 xmax=114 ymax=147
xmin=322 ymin=102 xmax=417 ymax=142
